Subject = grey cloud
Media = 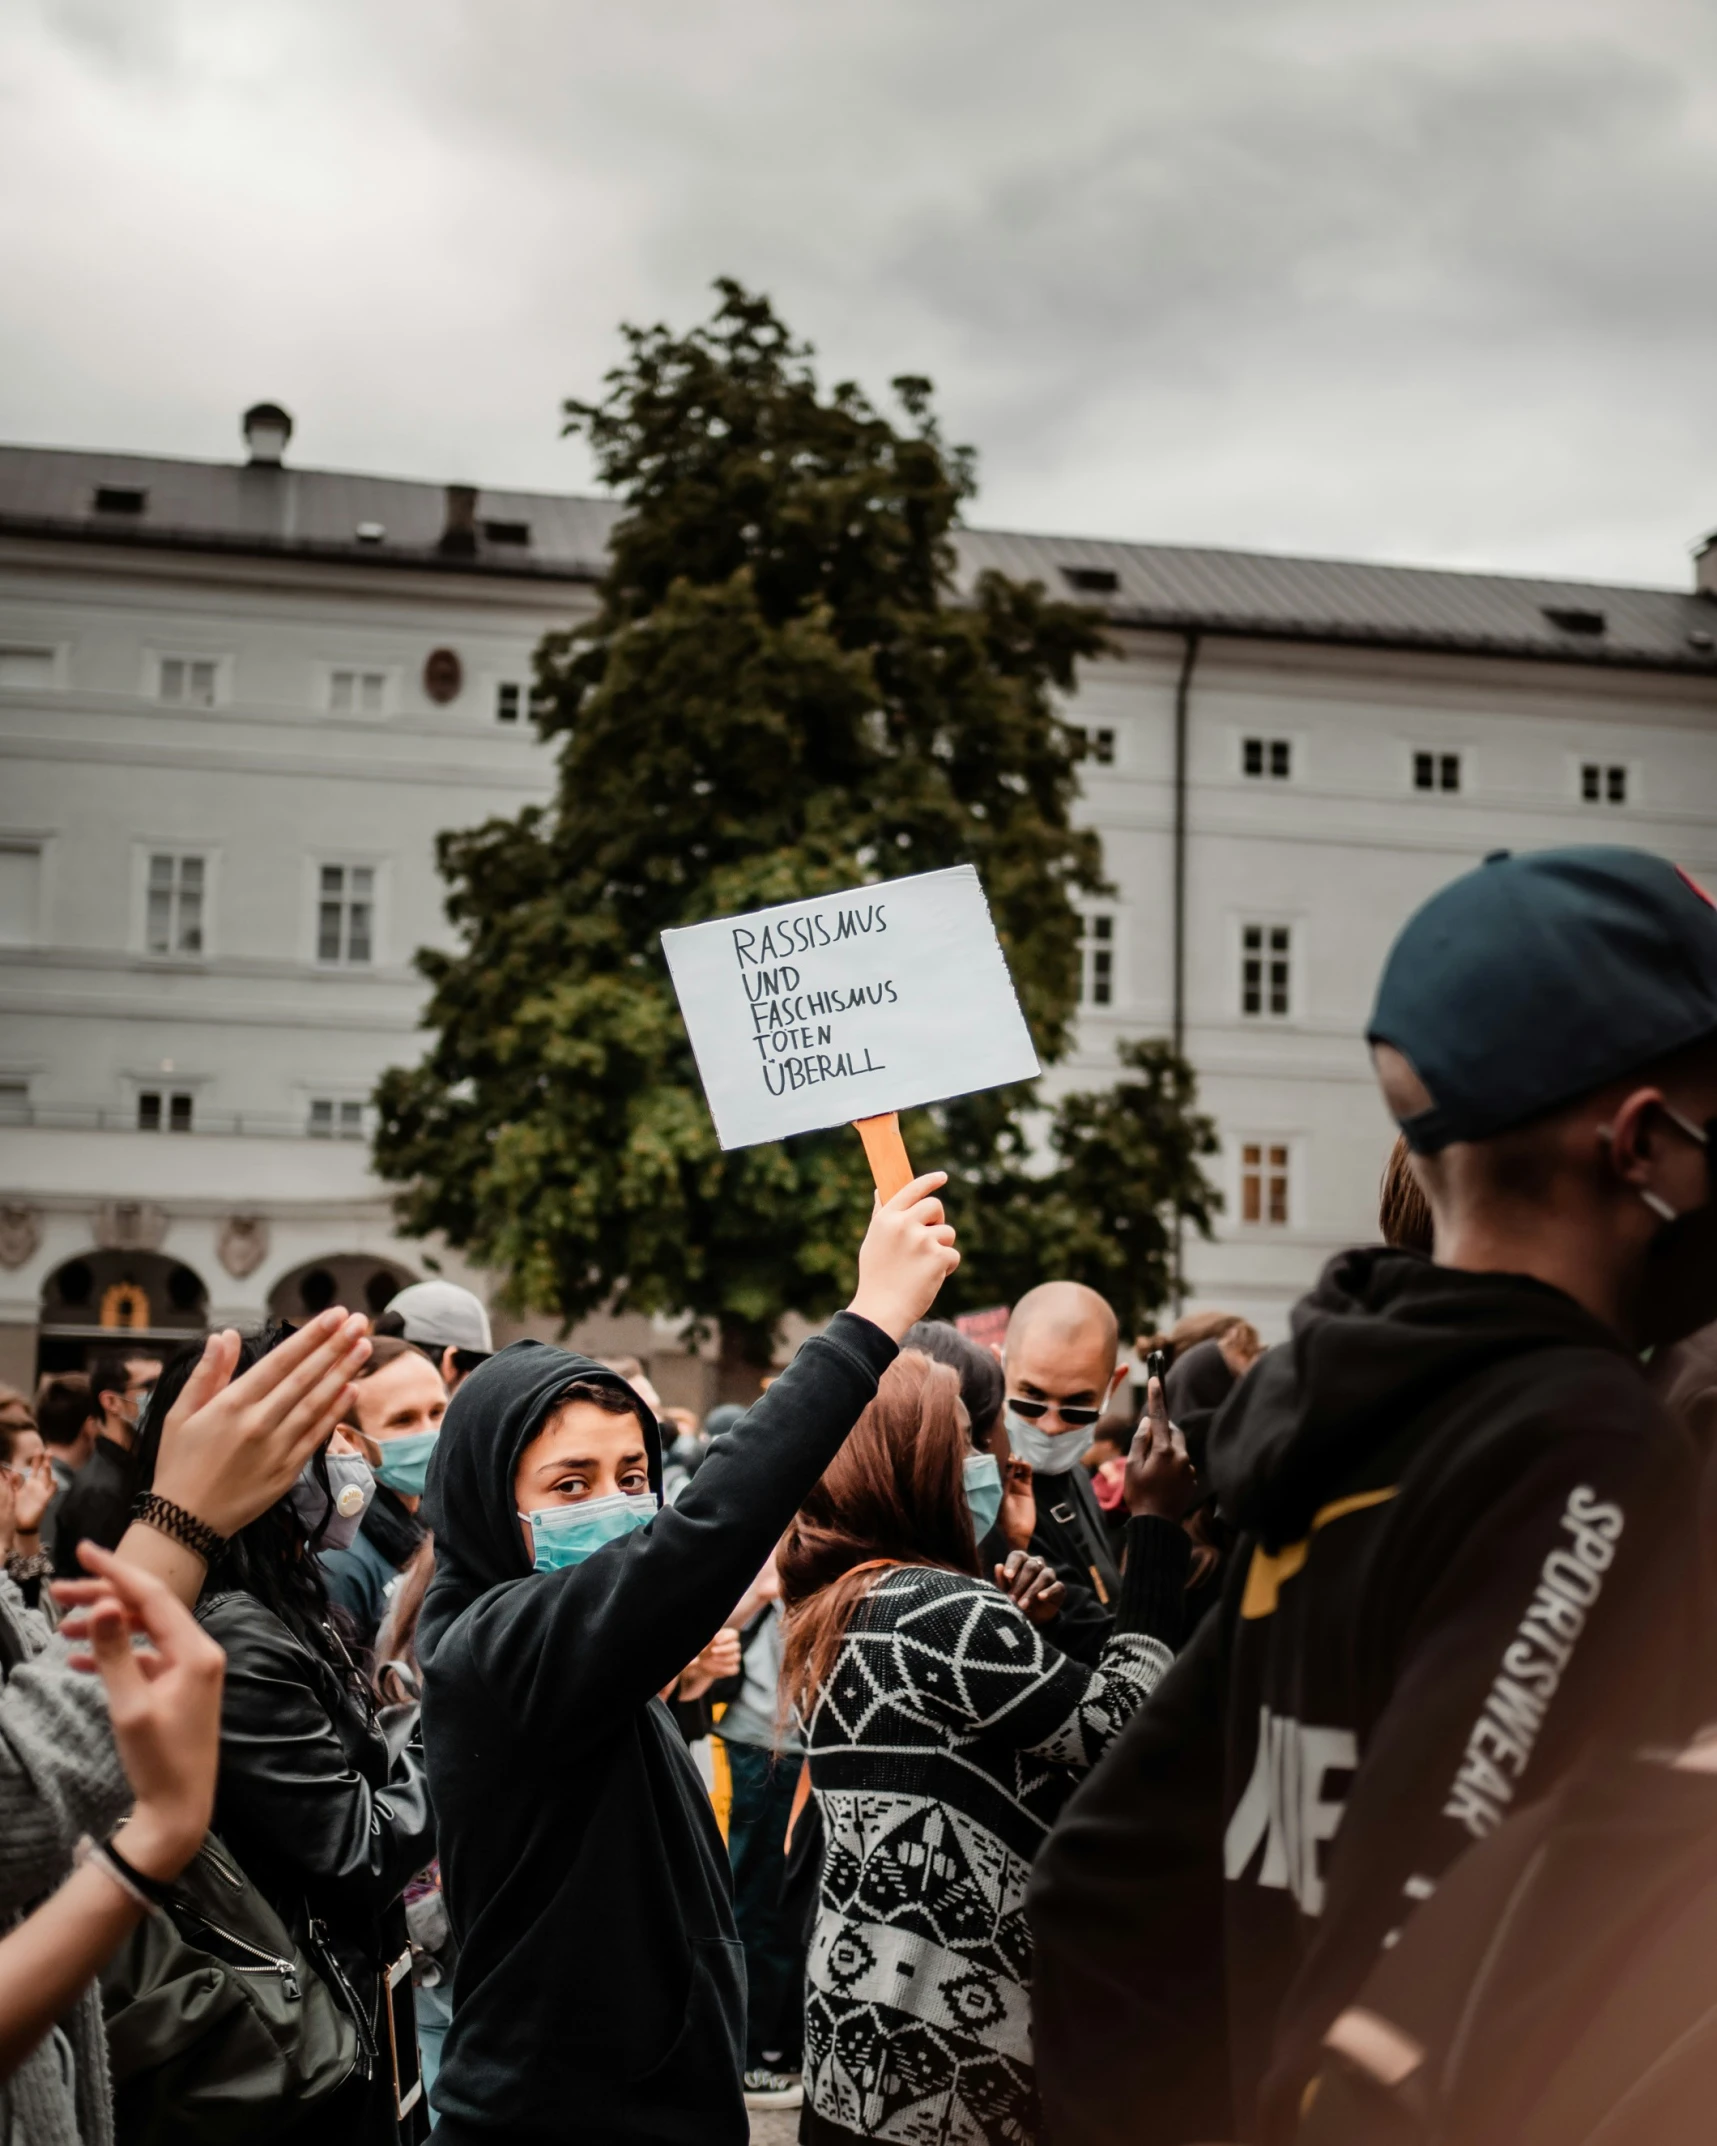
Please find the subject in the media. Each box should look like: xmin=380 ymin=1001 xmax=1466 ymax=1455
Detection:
xmin=2 ymin=0 xmax=1714 ymax=583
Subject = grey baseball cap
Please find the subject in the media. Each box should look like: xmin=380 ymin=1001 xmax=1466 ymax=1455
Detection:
xmin=385 ymin=1280 xmax=493 ymax=1356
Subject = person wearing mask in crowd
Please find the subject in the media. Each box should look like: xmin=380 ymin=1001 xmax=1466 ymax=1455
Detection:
xmin=34 ymin=1374 xmax=101 ymax=1565
xmin=0 ymin=1549 xmax=224 ymax=2088
xmin=0 ymin=1306 xmax=372 ymax=2146
xmin=0 ymin=1414 xmax=55 ymax=1610
xmin=780 ymin=1346 xmax=1197 ymax=2146
xmin=127 ymin=1325 xmax=435 ymax=2146
xmin=322 ymin=1337 xmax=448 ymax=1653
xmin=376 ymin=1281 xmax=492 ymax=1396
xmin=1031 ymin=846 xmax=1717 ymax=2146
xmin=1000 ymin=1282 xmax=1178 ymax=1664
xmin=417 ymin=1173 xmax=960 ymax=2146
xmin=53 ymin=1347 xmax=163 ymax=1573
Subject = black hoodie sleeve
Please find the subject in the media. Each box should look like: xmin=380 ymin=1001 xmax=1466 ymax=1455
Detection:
xmin=434 ymin=1311 xmax=895 ymax=1735
xmin=1029 ymin=1608 xmax=1234 ymax=2146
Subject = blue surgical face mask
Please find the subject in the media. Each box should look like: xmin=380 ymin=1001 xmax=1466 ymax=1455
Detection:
xmin=962 ymin=1451 xmax=1003 ymax=1538
xmin=519 ymin=1490 xmax=656 ymax=1572
xmin=290 ymin=1451 xmax=375 ymax=1553
xmin=1005 ymin=1406 xmax=1095 ymax=1477
xmin=372 ymin=1429 xmax=440 ymax=1498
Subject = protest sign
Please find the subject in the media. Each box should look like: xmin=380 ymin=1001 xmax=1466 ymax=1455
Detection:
xmin=661 ymin=865 xmax=1040 ymax=1188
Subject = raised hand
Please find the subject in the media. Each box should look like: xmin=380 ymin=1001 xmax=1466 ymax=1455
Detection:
xmin=13 ymin=1449 xmax=55 ymax=1540
xmin=1123 ymin=1375 xmax=1200 ymax=1522
xmin=150 ymin=1308 xmax=372 ymax=1541
xmin=847 ymin=1171 xmax=960 ymax=1341
xmin=54 ymin=1543 xmax=225 ymax=1882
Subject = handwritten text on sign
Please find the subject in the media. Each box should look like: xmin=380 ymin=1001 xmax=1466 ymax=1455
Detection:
xmin=660 ymin=864 xmax=1041 ymax=1148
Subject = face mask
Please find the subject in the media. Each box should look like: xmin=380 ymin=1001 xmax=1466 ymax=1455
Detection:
xmin=289 ymin=1452 xmax=375 ymax=1552
xmin=1633 ymin=1107 xmax=1717 ymax=1350
xmin=519 ymin=1490 xmax=656 ymax=1573
xmin=1006 ymin=1406 xmax=1096 ymax=1476
xmin=372 ymin=1429 xmax=440 ymax=1498
xmin=962 ymin=1451 xmax=1003 ymax=1537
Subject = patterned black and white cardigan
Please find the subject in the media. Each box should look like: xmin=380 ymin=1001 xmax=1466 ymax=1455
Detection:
xmin=801 ymin=1531 xmax=1184 ymax=2146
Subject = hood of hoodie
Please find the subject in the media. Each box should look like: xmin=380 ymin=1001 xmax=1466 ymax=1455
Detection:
xmin=1207 ymin=1247 xmax=1634 ymax=1549
xmin=418 ymin=1339 xmax=660 ymax=1659
xmin=1163 ymin=1338 xmax=1237 ymax=1478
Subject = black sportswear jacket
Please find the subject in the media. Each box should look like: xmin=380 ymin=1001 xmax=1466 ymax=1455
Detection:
xmin=1029 ymin=1249 xmax=1711 ymax=2146
xmin=418 ymin=1314 xmax=896 ymax=2146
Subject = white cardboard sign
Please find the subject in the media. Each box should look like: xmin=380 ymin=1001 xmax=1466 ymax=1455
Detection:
xmin=660 ymin=864 xmax=1041 ymax=1149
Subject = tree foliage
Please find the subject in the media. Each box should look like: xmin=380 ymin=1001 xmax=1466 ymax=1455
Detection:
xmin=375 ymin=282 xmax=1218 ymax=1368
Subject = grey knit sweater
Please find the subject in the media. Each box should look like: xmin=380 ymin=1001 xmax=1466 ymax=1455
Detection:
xmin=0 ymin=1574 xmax=130 ymax=2146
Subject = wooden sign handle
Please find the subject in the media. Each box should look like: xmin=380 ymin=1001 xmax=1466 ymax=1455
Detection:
xmin=854 ymin=1112 xmax=914 ymax=1203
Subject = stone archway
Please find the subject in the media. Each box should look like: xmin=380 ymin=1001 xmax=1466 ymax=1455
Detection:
xmin=37 ymin=1249 xmax=209 ymax=1375
xmin=266 ymin=1253 xmax=418 ymax=1326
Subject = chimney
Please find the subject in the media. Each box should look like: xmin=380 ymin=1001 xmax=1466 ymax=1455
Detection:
xmin=241 ymin=402 xmax=293 ymax=467
xmin=1697 ymin=531 xmax=1717 ymax=599
xmin=439 ymin=484 xmax=478 ymax=557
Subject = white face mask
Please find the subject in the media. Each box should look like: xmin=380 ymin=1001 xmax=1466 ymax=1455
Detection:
xmin=1005 ymin=1406 xmax=1096 ymax=1476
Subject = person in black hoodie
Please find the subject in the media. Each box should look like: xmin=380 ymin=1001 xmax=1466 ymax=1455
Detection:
xmin=1029 ymin=846 xmax=1717 ymax=2146
xmin=417 ymin=1173 xmax=960 ymax=2146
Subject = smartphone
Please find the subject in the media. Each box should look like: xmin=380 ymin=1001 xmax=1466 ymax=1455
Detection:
xmin=384 ymin=1949 xmax=423 ymax=2120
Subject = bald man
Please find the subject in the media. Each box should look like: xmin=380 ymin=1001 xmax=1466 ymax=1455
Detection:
xmin=1000 ymin=1282 xmax=1196 ymax=1664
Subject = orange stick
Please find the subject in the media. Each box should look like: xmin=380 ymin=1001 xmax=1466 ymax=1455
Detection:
xmin=854 ymin=1112 xmax=914 ymax=1203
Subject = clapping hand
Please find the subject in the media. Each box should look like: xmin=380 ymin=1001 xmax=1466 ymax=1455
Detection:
xmin=151 ymin=1309 xmax=372 ymax=1541
xmin=54 ymin=1544 xmax=225 ymax=1883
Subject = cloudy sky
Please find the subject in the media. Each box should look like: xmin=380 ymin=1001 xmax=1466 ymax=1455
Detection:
xmin=3 ymin=0 xmax=1714 ymax=585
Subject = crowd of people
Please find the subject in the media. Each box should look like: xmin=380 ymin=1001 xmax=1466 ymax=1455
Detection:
xmin=5 ymin=840 xmax=1717 ymax=2146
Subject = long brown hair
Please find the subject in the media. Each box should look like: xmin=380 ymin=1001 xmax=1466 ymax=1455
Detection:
xmin=780 ymin=1351 xmax=978 ymax=1719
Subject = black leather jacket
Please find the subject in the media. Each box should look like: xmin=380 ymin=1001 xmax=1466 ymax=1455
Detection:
xmin=197 ymin=1588 xmax=435 ymax=2138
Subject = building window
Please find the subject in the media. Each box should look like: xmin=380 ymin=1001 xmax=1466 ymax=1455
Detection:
xmin=317 ymin=864 xmax=374 ymax=964
xmin=1581 ymin=762 xmax=1628 ymax=805
xmin=496 ymin=681 xmax=524 ymax=724
xmin=0 ymin=1080 xmax=28 ymax=1125
xmin=94 ymin=485 xmax=146 ymax=515
xmin=1090 ymin=727 xmax=1116 ymax=766
xmin=1240 ymin=1142 xmax=1290 ymax=1225
xmin=0 ymin=844 xmax=42 ymax=946
xmin=145 ymin=853 xmax=205 ymax=957
xmin=1413 ymin=750 xmax=1462 ymax=793
xmin=138 ymin=1090 xmax=194 ymax=1133
xmin=1243 ymin=737 xmax=1292 ymax=780
xmin=0 ymin=647 xmax=56 ymax=689
xmin=1241 ymin=923 xmax=1291 ymax=1018
xmin=1080 ymin=912 xmax=1116 ymax=1007
xmin=158 ymin=657 xmax=218 ymax=707
xmin=329 ymin=669 xmax=387 ymax=715
xmin=308 ymin=1098 xmax=365 ymax=1140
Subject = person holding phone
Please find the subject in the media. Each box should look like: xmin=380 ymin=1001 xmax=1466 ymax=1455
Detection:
xmin=418 ymin=1175 xmax=961 ymax=2146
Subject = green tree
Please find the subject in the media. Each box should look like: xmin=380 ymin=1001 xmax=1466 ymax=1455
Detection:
xmin=948 ymin=1040 xmax=1222 ymax=1341
xmin=375 ymin=282 xmax=1212 ymax=1379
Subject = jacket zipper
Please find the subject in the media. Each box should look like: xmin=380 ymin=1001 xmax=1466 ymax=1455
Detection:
xmin=181 ymin=1909 xmax=302 ymax=2001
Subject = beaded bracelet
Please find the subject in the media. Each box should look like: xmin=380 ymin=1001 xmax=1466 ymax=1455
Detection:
xmin=130 ymin=1492 xmax=225 ymax=1566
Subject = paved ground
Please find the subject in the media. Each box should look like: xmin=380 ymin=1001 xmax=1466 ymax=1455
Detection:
xmin=748 ymin=2105 xmax=800 ymax=2146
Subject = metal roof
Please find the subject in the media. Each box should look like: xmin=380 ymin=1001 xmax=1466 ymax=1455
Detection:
xmin=3 ymin=440 xmax=1714 ymax=675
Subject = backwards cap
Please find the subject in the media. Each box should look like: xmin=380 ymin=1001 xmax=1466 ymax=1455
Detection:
xmin=1367 ymin=846 xmax=1717 ymax=1154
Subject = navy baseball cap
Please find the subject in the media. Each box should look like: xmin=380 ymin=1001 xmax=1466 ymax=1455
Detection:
xmin=1368 ymin=847 xmax=1717 ymax=1154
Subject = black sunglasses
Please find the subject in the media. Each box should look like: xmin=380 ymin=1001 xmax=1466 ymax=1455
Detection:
xmin=1008 ymin=1395 xmax=1103 ymax=1427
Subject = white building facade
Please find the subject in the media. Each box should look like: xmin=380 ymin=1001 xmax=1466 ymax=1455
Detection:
xmin=3 ymin=407 xmax=1715 ymax=1394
